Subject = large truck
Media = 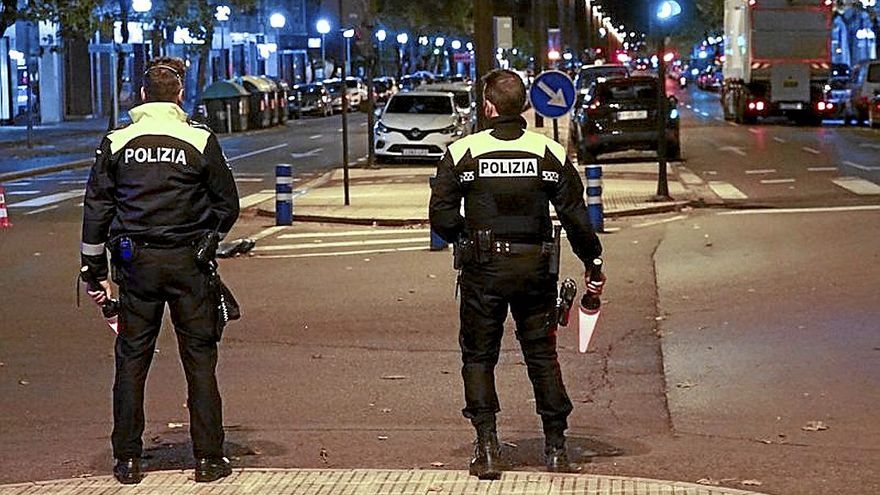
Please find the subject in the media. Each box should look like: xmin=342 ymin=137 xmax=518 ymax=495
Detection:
xmin=721 ymin=0 xmax=834 ymax=125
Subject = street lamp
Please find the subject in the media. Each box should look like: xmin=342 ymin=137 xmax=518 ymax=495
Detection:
xmin=451 ymin=39 xmax=462 ymax=50
xmin=376 ymin=30 xmax=387 ymax=76
xmin=270 ymin=13 xmax=286 ymax=80
xmin=215 ymin=5 xmax=231 ymax=78
xmin=397 ymin=32 xmax=409 ymax=78
xmin=343 ymin=28 xmax=355 ymax=75
xmin=316 ymin=18 xmax=331 ymax=79
xmin=132 ymin=0 xmax=151 ymax=98
xmin=653 ymin=0 xmax=682 ymax=200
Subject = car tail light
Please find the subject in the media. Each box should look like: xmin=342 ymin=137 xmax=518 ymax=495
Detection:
xmin=747 ymin=100 xmax=766 ymax=112
xmin=817 ymin=101 xmax=834 ymax=112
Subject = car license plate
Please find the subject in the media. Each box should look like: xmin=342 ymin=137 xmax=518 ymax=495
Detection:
xmin=617 ymin=110 xmax=647 ymax=120
xmin=779 ymin=102 xmax=803 ymax=110
xmin=402 ymin=148 xmax=429 ymax=156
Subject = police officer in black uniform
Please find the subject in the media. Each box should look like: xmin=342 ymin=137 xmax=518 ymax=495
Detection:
xmin=429 ymin=69 xmax=604 ymax=479
xmin=80 ymin=57 xmax=240 ymax=484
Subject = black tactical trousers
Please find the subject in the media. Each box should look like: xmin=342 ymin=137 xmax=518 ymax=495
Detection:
xmin=111 ymin=246 xmax=224 ymax=460
xmin=459 ymin=252 xmax=573 ymax=439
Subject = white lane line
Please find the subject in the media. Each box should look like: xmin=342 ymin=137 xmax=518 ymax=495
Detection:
xmin=831 ymin=177 xmax=880 ymax=195
xmin=8 ymin=189 xmax=84 ymax=208
xmin=3 ymin=181 xmax=32 ymax=187
xmin=255 ymin=237 xmax=427 ymax=252
xmin=773 ymin=137 xmax=787 ymax=143
xmin=309 ymin=134 xmax=323 ymax=140
xmin=634 ymin=215 xmax=688 ymax=229
xmin=748 ymin=128 xmax=760 ymax=134
xmin=234 ymin=172 xmax=268 ymax=178
xmin=858 ymin=143 xmax=880 ymax=150
xmin=257 ymin=246 xmax=429 ymax=259
xmin=700 ymin=111 xmax=710 ymax=117
xmin=745 ymin=169 xmax=776 ymax=175
xmin=4 ymin=190 xmax=42 ymax=196
xmin=760 ymin=178 xmax=796 ymax=184
xmin=24 ymin=205 xmax=60 ymax=215
xmin=807 ymin=167 xmax=837 ymax=172
xmin=278 ymin=228 xmax=431 ymax=240
xmin=678 ymin=171 xmax=705 ymax=185
xmin=719 ymin=205 xmax=880 ymax=215
xmin=719 ymin=146 xmax=747 ymax=156
xmin=801 ymin=146 xmax=821 ymax=155
xmin=58 ymin=180 xmax=88 ymax=185
xmin=843 ymin=160 xmax=880 ymax=171
xmin=251 ymin=226 xmax=288 ymax=241
xmin=239 ymin=190 xmax=276 ymax=209
xmin=685 ymin=104 xmax=692 ymax=109
xmin=234 ymin=178 xmax=265 ymax=183
xmin=708 ymin=181 xmax=748 ymax=200
xmin=227 ymin=143 xmax=288 ymax=162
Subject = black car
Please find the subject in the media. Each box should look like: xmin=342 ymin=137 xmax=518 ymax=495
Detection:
xmin=291 ymin=83 xmax=333 ymax=117
xmin=570 ymin=76 xmax=681 ymax=163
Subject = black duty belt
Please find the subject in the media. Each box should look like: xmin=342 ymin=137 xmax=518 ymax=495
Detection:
xmin=492 ymin=241 xmax=546 ymax=256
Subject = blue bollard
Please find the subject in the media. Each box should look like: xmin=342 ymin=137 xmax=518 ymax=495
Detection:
xmin=585 ymin=164 xmax=604 ymax=233
xmin=276 ymin=164 xmax=293 ymax=226
xmin=428 ymin=176 xmax=449 ymax=251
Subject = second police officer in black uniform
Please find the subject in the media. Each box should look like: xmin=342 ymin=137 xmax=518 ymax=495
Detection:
xmin=429 ymin=69 xmax=605 ymax=479
xmin=80 ymin=57 xmax=240 ymax=485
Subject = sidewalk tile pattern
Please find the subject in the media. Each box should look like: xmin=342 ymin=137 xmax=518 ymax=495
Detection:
xmin=0 ymin=469 xmax=770 ymax=495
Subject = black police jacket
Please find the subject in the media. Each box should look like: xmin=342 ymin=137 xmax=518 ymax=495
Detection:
xmin=81 ymin=102 xmax=240 ymax=280
xmin=429 ymin=115 xmax=601 ymax=269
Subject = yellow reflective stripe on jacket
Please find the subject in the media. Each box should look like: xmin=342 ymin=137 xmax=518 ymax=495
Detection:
xmin=108 ymin=102 xmax=211 ymax=155
xmin=448 ymin=129 xmax=567 ymax=165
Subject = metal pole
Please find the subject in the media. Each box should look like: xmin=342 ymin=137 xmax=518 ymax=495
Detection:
xmin=25 ymin=22 xmax=33 ymax=149
xmin=111 ymin=47 xmax=119 ymax=129
xmin=475 ymin=0 xmax=493 ymax=130
xmin=320 ymin=34 xmax=326 ymax=79
xmin=533 ymin=0 xmax=545 ymax=128
xmin=275 ymin=164 xmax=293 ymax=225
xmin=339 ymin=0 xmax=350 ymax=206
xmin=276 ymin=28 xmax=282 ymax=79
xmin=655 ymin=30 xmax=671 ymax=199
xmin=552 ymin=118 xmax=559 ymax=142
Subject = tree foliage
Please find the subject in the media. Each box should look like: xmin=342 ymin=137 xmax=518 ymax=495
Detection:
xmin=376 ymin=0 xmax=473 ymax=37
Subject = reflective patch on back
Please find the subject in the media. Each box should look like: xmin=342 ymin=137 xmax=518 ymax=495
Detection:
xmin=542 ymin=171 xmax=559 ymax=182
xmin=478 ymin=158 xmax=539 ymax=178
xmin=460 ymin=171 xmax=475 ymax=182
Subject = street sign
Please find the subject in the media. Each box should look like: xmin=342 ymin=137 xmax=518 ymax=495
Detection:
xmin=529 ymin=70 xmax=576 ymax=120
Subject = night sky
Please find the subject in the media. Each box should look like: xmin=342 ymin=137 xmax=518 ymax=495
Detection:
xmin=594 ymin=0 xmax=650 ymax=33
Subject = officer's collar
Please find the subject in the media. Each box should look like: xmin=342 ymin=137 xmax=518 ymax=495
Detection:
xmin=130 ymin=102 xmax=189 ymax=124
xmin=488 ymin=115 xmax=527 ymax=140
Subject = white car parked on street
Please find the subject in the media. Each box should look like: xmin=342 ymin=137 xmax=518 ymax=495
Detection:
xmin=374 ymin=92 xmax=467 ymax=162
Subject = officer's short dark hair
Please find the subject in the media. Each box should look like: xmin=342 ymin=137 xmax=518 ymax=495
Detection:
xmin=482 ymin=69 xmax=526 ymax=116
xmin=143 ymin=57 xmax=186 ymax=103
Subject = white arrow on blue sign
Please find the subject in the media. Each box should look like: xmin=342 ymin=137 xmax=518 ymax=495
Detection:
xmin=528 ymin=70 xmax=576 ymax=119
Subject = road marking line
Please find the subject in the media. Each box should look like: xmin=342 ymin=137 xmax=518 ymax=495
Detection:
xmin=719 ymin=146 xmax=747 ymax=156
xmin=719 ymin=205 xmax=880 ymax=215
xmin=773 ymin=137 xmax=786 ymax=143
xmin=309 ymin=134 xmax=323 ymax=140
xmin=278 ymin=228 xmax=432 ymax=240
xmin=634 ymin=215 xmax=688 ymax=229
xmin=4 ymin=190 xmax=42 ymax=195
xmin=3 ymin=181 xmax=32 ymax=187
xmin=714 ymin=117 xmax=724 ymax=122
xmin=858 ymin=142 xmax=880 ymax=150
xmin=748 ymin=128 xmax=760 ymax=134
xmin=801 ymin=146 xmax=821 ymax=155
xmin=234 ymin=178 xmax=264 ymax=183
xmin=257 ymin=246 xmax=429 ymax=259
xmin=727 ymin=121 xmax=740 ymax=127
xmin=255 ymin=237 xmax=428 ymax=252
xmin=708 ymin=181 xmax=748 ymax=200
xmin=58 ymin=180 xmax=88 ymax=185
xmin=24 ymin=205 xmax=59 ymax=215
xmin=700 ymin=111 xmax=710 ymax=117
xmin=251 ymin=226 xmax=288 ymax=241
xmin=678 ymin=171 xmax=704 ymax=185
xmin=291 ymin=147 xmax=324 ymax=159
xmin=831 ymin=177 xmax=880 ymax=195
xmin=807 ymin=167 xmax=837 ymax=172
xmin=705 ymin=170 xmax=718 ymax=175
xmin=745 ymin=169 xmax=776 ymax=175
xmin=234 ymin=172 xmax=268 ymax=178
xmin=227 ymin=143 xmax=288 ymax=162
xmin=239 ymin=190 xmax=276 ymax=209
xmin=760 ymin=178 xmax=796 ymax=184
xmin=843 ymin=160 xmax=880 ymax=171
xmin=8 ymin=189 xmax=83 ymax=208
xmin=685 ymin=104 xmax=692 ymax=109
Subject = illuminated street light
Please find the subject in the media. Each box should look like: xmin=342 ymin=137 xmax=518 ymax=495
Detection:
xmin=316 ymin=18 xmax=331 ymax=79
xmin=466 ymin=41 xmax=474 ymax=51
xmin=451 ymin=39 xmax=462 ymax=50
xmin=435 ymin=36 xmax=445 ymax=47
xmin=656 ymin=0 xmax=682 ymax=20
xmin=376 ymin=29 xmax=387 ymax=42
xmin=316 ymin=19 xmax=331 ymax=34
xmin=343 ymin=28 xmax=355 ymax=38
xmin=214 ymin=5 xmax=230 ymax=22
xmin=418 ymin=36 xmax=429 ymax=46
xmin=132 ymin=0 xmax=151 ymax=13
xmin=270 ymin=13 xmax=286 ymax=79
xmin=397 ymin=32 xmax=409 ymax=44
xmin=269 ymin=12 xmax=286 ymax=29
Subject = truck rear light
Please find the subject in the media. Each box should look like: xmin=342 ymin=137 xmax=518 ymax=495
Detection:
xmin=817 ymin=101 xmax=834 ymax=112
xmin=756 ymin=101 xmax=766 ymax=111
xmin=748 ymin=0 xmax=756 ymax=5
xmin=823 ymin=0 xmax=832 ymax=5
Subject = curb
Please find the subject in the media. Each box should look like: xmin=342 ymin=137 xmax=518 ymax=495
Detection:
xmin=0 ymin=468 xmax=773 ymax=495
xmin=0 ymin=158 xmax=92 ymax=183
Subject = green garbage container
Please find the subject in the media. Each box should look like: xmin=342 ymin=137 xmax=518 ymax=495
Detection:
xmin=239 ymin=75 xmax=276 ymax=129
xmin=200 ymin=80 xmax=251 ymax=133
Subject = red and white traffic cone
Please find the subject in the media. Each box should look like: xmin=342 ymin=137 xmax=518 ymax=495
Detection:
xmin=0 ymin=185 xmax=12 ymax=229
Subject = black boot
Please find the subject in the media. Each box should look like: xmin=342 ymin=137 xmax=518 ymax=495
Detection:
xmin=469 ymin=427 xmax=505 ymax=480
xmin=545 ymin=445 xmax=578 ymax=472
xmin=195 ymin=456 xmax=232 ymax=483
xmin=113 ymin=458 xmax=143 ymax=485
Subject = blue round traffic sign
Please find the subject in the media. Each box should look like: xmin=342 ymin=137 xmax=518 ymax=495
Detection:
xmin=529 ymin=70 xmax=576 ymax=119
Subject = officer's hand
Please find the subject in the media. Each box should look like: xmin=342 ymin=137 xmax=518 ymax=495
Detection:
xmin=585 ymin=271 xmax=606 ymax=296
xmin=85 ymin=280 xmax=112 ymax=305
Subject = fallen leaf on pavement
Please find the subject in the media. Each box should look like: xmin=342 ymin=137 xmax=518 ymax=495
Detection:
xmin=18 ymin=380 xmax=29 ymax=386
xmin=428 ymin=274 xmax=437 ymax=279
xmin=167 ymin=422 xmax=186 ymax=429
xmin=741 ymin=480 xmax=763 ymax=486
xmin=430 ymin=461 xmax=445 ymax=467
xmin=77 ymin=473 xmax=93 ymax=478
xmin=377 ymin=435 xmax=389 ymax=440
xmin=802 ymin=421 xmax=828 ymax=431
xmin=502 ymin=441 xmax=518 ymax=448
xmin=380 ymin=408 xmax=392 ymax=413
xmin=696 ymin=478 xmax=720 ymax=486
xmin=427 ymin=485 xmax=444 ymax=492
xmin=320 ymin=447 xmax=329 ymax=464
xmin=311 ymin=354 xmax=323 ymax=360
xmin=381 ymin=375 xmax=407 ymax=380
xmin=676 ymin=381 xmax=696 ymax=389
xmin=754 ymin=438 xmax=773 ymax=445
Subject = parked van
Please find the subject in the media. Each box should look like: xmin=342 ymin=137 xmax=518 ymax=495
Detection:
xmin=849 ymin=61 xmax=880 ymax=122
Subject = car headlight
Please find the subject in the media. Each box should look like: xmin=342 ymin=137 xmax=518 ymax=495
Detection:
xmin=439 ymin=125 xmax=457 ymax=135
xmin=376 ymin=122 xmax=389 ymax=134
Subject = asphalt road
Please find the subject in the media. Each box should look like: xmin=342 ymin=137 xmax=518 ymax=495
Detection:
xmin=1 ymin=88 xmax=879 ymax=494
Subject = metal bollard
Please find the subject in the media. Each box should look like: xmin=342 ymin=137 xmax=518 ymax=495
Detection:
xmin=428 ymin=176 xmax=449 ymax=251
xmin=585 ymin=164 xmax=604 ymax=233
xmin=275 ymin=164 xmax=293 ymax=226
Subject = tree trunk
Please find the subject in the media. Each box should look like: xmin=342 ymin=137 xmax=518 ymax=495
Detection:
xmin=111 ymin=0 xmax=130 ymax=130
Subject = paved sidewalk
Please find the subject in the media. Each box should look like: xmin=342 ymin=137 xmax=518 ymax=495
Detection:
xmin=0 ymin=468 xmax=772 ymax=495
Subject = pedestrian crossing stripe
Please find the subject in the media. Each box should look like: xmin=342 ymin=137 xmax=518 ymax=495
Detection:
xmin=831 ymin=177 xmax=880 ymax=195
xmin=708 ymin=181 xmax=748 ymax=200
